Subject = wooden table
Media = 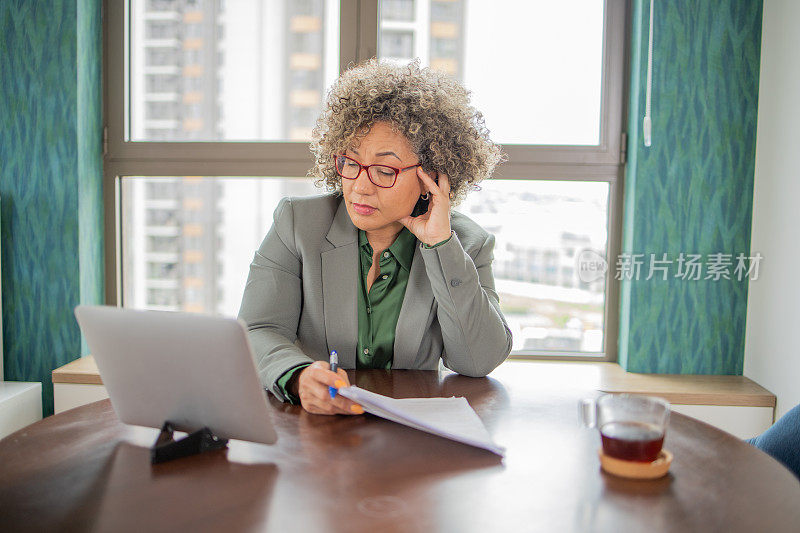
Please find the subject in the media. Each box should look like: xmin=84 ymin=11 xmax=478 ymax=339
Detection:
xmin=2 ymin=364 xmax=799 ymax=532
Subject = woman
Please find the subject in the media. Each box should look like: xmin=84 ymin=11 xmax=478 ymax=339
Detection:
xmin=238 ymin=58 xmax=512 ymax=415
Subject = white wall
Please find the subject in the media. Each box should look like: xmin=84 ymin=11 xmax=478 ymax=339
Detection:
xmin=743 ymin=0 xmax=800 ymax=420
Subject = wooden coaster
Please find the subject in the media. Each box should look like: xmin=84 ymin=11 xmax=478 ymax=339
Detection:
xmin=598 ymin=448 xmax=673 ymax=479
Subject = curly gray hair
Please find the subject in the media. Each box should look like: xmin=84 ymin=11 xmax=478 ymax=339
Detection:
xmin=308 ymin=58 xmax=506 ymax=205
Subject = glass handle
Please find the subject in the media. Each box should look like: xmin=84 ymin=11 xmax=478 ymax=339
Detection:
xmin=579 ymin=398 xmax=596 ymax=428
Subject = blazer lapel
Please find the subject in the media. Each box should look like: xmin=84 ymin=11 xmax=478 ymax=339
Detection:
xmin=321 ymin=199 xmax=358 ymax=369
xmin=393 ymin=245 xmax=434 ymax=369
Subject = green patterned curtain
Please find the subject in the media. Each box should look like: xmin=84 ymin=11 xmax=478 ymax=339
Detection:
xmin=619 ymin=0 xmax=763 ymax=374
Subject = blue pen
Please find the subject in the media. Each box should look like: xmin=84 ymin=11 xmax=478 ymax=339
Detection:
xmin=328 ymin=350 xmax=339 ymax=399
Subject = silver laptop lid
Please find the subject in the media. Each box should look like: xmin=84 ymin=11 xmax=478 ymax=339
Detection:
xmin=74 ymin=305 xmax=277 ymax=445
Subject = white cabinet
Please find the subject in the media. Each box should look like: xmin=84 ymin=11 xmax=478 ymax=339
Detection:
xmin=54 ymin=383 xmax=109 ymax=414
xmin=0 ymin=382 xmax=42 ymax=440
xmin=671 ymin=404 xmax=774 ymax=440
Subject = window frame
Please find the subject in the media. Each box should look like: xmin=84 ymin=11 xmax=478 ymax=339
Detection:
xmin=103 ymin=0 xmax=629 ymax=362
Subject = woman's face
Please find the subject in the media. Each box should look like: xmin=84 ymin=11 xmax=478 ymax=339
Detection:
xmin=340 ymin=121 xmax=424 ymax=236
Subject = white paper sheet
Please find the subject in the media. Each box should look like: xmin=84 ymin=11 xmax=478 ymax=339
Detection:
xmin=337 ymin=386 xmax=505 ymax=456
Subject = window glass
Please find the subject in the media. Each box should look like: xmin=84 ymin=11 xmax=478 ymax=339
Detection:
xmin=129 ymin=0 xmax=340 ymax=141
xmin=122 ymin=176 xmax=607 ymax=354
xmin=378 ymin=0 xmax=604 ymax=145
xmin=458 ymin=179 xmax=608 ymax=352
xmin=381 ymin=31 xmax=415 ymax=59
xmin=382 ymin=0 xmax=415 ymax=21
xmin=121 ymin=177 xmax=321 ymax=315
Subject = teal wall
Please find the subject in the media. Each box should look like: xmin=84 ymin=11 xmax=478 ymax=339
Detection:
xmin=620 ymin=0 xmax=763 ymax=373
xmin=0 ymin=0 xmax=104 ymax=416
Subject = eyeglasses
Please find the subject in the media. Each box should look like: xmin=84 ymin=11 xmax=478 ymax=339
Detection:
xmin=333 ymin=154 xmax=421 ymax=188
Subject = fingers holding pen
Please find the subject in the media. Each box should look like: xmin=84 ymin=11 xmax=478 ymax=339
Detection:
xmin=297 ymin=362 xmax=364 ymax=415
xmin=302 ymin=390 xmax=359 ymax=415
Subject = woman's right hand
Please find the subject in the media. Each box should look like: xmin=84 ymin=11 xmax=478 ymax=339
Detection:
xmin=290 ymin=361 xmax=364 ymax=415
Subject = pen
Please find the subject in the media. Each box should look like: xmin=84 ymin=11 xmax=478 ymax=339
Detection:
xmin=328 ymin=350 xmax=339 ymax=399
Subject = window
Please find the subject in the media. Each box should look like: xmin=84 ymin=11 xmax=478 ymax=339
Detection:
xmin=146 ymin=21 xmax=178 ymax=40
xmin=458 ymin=180 xmax=608 ymax=352
xmin=382 ymin=0 xmax=415 ymax=21
xmin=373 ymin=0 xmax=625 ymax=359
xmin=121 ymin=176 xmax=319 ymax=315
xmin=380 ymin=31 xmax=414 ymax=59
xmin=381 ymin=0 xmax=605 ymax=145
xmin=128 ymin=0 xmax=339 ymax=141
xmin=106 ymin=0 xmax=627 ymax=361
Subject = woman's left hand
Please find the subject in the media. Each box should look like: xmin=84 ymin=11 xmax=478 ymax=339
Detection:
xmin=399 ymin=168 xmax=453 ymax=246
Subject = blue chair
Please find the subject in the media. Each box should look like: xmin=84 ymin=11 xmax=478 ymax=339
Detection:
xmin=747 ymin=403 xmax=800 ymax=480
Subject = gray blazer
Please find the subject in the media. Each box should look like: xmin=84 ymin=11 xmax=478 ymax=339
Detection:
xmin=238 ymin=194 xmax=513 ymax=402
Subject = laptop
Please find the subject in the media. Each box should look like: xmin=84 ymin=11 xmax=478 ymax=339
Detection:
xmin=74 ymin=305 xmax=277 ymax=445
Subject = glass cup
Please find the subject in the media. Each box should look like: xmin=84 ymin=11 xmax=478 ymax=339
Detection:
xmin=580 ymin=394 xmax=670 ymax=463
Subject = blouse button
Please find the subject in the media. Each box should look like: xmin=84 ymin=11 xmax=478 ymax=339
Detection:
xmin=381 ymin=274 xmax=388 ymax=280
xmin=363 ymin=348 xmax=370 ymax=355
xmin=383 ymin=251 xmax=390 ymax=258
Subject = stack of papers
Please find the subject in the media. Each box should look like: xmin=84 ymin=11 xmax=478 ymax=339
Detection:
xmin=337 ymin=386 xmax=505 ymax=456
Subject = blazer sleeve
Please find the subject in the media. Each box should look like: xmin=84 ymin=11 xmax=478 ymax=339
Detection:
xmin=420 ymin=231 xmax=513 ymax=377
xmin=238 ymin=197 xmax=314 ymax=401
